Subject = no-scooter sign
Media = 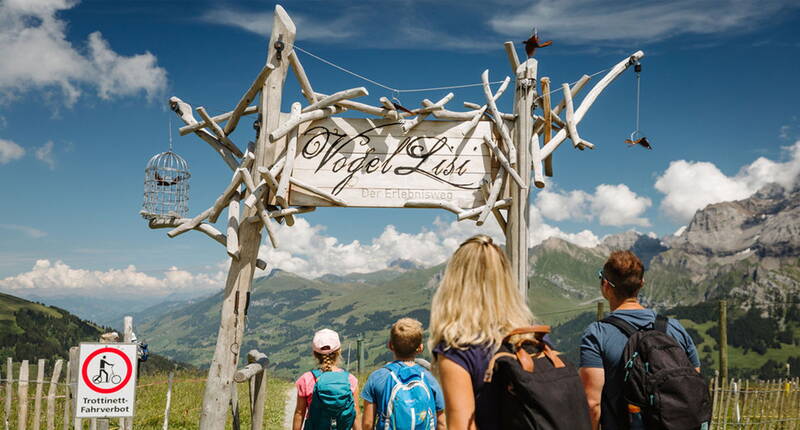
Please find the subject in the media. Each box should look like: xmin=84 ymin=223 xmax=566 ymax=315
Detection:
xmin=75 ymin=343 xmax=137 ymax=418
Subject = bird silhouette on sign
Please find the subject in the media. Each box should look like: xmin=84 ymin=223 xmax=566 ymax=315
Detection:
xmin=522 ymin=28 xmax=552 ymax=58
xmin=625 ymin=137 xmax=653 ymax=150
xmin=155 ymin=172 xmax=182 ymax=186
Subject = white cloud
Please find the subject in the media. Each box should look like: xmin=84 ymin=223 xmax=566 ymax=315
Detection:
xmin=200 ymin=6 xmax=357 ymax=41
xmin=0 ymin=260 xmax=223 ymax=297
xmin=35 ymin=141 xmax=55 ymax=169
xmin=488 ymin=0 xmax=797 ymax=44
xmin=0 ymin=224 xmax=46 ymax=238
xmin=654 ymin=141 xmax=800 ymax=222
xmin=0 ymin=0 xmax=167 ymax=106
xmin=535 ymin=189 xmax=592 ymax=222
xmin=535 ymin=184 xmax=651 ymax=227
xmin=591 ymin=184 xmax=652 ymax=227
xmin=528 ymin=205 xmax=600 ymax=248
xmin=256 ymin=206 xmax=598 ymax=279
xmin=0 ymin=138 xmax=24 ymax=164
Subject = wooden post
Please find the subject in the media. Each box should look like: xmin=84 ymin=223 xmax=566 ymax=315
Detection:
xmin=45 ymin=360 xmax=62 ymax=430
xmin=230 ymin=383 xmax=240 ymax=430
xmin=247 ymin=351 xmax=268 ymax=430
xmin=4 ymin=358 xmax=11 ymax=430
xmin=69 ymin=347 xmax=80 ymax=430
xmin=198 ymin=6 xmax=295 ymax=430
xmin=506 ymin=52 xmax=537 ymax=298
xmin=119 ymin=316 xmax=133 ymax=430
xmin=719 ymin=300 xmax=728 ymax=382
xmin=356 ymin=336 xmax=364 ymax=375
xmin=33 ymin=359 xmax=45 ymax=430
xmin=162 ymin=372 xmax=173 ymax=430
xmin=62 ymin=355 xmax=71 ymax=430
xmin=540 ymin=77 xmax=553 ymax=177
xmin=596 ymin=302 xmax=605 ymax=320
xmin=17 ymin=360 xmax=28 ymax=430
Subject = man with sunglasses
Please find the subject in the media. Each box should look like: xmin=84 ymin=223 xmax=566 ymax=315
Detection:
xmin=578 ymin=250 xmax=700 ymax=430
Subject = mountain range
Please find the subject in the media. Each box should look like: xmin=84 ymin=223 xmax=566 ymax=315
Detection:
xmin=8 ymin=182 xmax=800 ymax=379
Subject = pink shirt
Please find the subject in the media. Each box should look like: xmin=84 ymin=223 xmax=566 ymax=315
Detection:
xmin=296 ymin=369 xmax=359 ymax=409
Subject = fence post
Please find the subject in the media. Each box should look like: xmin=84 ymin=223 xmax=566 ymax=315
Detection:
xmin=4 ymin=358 xmax=11 ymax=430
xmin=33 ymin=359 xmax=45 ymax=430
xmin=719 ymin=300 xmax=728 ymax=382
xmin=62 ymin=355 xmax=71 ymax=430
xmin=69 ymin=347 xmax=80 ymax=430
xmin=357 ymin=336 xmax=364 ymax=375
xmin=45 ymin=359 xmax=62 ymax=430
xmin=121 ymin=316 xmax=133 ymax=430
xmin=596 ymin=302 xmax=605 ymax=321
xmin=162 ymin=372 xmax=173 ymax=430
xmin=17 ymin=360 xmax=29 ymax=430
xmin=248 ymin=350 xmax=268 ymax=430
xmin=230 ymin=382 xmax=240 ymax=430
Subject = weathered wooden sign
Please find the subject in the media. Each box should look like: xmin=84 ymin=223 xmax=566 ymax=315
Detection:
xmin=289 ymin=117 xmax=497 ymax=208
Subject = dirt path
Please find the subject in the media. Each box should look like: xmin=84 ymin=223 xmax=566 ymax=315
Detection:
xmin=283 ymin=386 xmax=297 ymax=429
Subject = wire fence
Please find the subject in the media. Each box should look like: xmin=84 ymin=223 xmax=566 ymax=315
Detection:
xmin=711 ymin=377 xmax=800 ymax=429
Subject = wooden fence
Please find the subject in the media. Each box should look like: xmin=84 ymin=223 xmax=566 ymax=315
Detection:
xmin=1 ymin=357 xmax=68 ymax=430
xmin=711 ymin=377 xmax=800 ymax=429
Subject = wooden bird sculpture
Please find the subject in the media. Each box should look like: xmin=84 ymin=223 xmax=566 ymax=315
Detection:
xmin=522 ymin=28 xmax=552 ymax=58
xmin=625 ymin=137 xmax=653 ymax=150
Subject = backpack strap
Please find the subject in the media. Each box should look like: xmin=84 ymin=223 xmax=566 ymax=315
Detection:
xmin=654 ymin=314 xmax=669 ymax=333
xmin=600 ymin=315 xmax=638 ymax=338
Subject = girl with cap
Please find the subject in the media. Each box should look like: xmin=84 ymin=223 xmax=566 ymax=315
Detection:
xmin=292 ymin=328 xmax=362 ymax=430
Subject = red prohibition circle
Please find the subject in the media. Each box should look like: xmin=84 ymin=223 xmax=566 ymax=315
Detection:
xmin=81 ymin=347 xmax=132 ymax=394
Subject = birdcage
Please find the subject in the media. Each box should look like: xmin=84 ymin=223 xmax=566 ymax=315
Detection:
xmin=141 ymin=150 xmax=190 ymax=219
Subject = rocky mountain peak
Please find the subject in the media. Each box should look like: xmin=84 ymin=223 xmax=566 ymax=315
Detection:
xmin=598 ymin=231 xmax=667 ymax=268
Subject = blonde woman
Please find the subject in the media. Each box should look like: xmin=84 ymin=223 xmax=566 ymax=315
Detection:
xmin=430 ymin=235 xmax=534 ymax=430
xmin=292 ymin=329 xmax=362 ymax=430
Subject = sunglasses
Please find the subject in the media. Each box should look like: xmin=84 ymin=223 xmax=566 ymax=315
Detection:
xmin=598 ymin=269 xmax=616 ymax=288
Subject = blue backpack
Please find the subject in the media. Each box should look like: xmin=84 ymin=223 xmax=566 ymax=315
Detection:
xmin=305 ymin=369 xmax=356 ymax=430
xmin=379 ymin=362 xmax=436 ymax=430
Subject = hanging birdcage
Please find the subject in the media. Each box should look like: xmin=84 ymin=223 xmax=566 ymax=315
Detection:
xmin=141 ymin=150 xmax=191 ymax=219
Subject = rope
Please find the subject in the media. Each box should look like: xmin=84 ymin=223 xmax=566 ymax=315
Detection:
xmin=294 ymin=45 xmax=507 ymax=94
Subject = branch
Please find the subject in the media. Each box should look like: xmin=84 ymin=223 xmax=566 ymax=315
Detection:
xmin=562 ymin=82 xmax=594 ymax=150
xmin=288 ymin=50 xmax=317 ymax=104
xmin=458 ymin=198 xmax=512 ymax=221
xmin=148 ymin=217 xmax=266 ymax=270
xmin=402 ymin=200 xmax=462 ymax=215
xmin=301 ymin=87 xmax=368 ymax=113
xmin=478 ymin=167 xmax=505 ymax=226
xmin=503 ymin=41 xmax=521 ymax=74
xmin=223 ymin=63 xmax=276 ymax=135
xmin=479 ymin=179 xmax=507 ymax=230
xmin=179 ymin=106 xmax=259 ymax=136
xmin=276 ymin=103 xmax=301 ymax=207
xmin=402 ymin=92 xmax=454 ymax=134
xmin=196 ymin=107 xmax=244 ymax=158
xmin=240 ymin=169 xmax=279 ymax=248
xmin=540 ymin=51 xmax=645 ymax=160
xmin=481 ymin=70 xmax=516 ymax=167
xmin=269 ymin=105 xmax=346 ymax=142
xmin=227 ymin=192 xmax=241 ymax=260
xmin=169 ymin=97 xmax=239 ymax=171
xmin=290 ymin=177 xmax=348 ymax=206
xmin=481 ymin=135 xmax=524 ymax=189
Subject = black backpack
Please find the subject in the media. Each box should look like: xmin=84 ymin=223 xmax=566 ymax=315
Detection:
xmin=481 ymin=326 xmax=591 ymax=430
xmin=602 ymin=315 xmax=712 ymax=430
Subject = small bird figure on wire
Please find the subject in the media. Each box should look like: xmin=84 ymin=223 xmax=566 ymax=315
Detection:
xmin=625 ymin=136 xmax=653 ymax=150
xmin=155 ymin=172 xmax=182 ymax=186
xmin=522 ymin=28 xmax=553 ymax=58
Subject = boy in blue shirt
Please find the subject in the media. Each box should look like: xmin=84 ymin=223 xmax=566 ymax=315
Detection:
xmin=361 ymin=318 xmax=445 ymax=430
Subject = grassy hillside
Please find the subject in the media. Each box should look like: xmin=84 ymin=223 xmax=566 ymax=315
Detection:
xmin=0 ymin=292 xmax=104 ymax=362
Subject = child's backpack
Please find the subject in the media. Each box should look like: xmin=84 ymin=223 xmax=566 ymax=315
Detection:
xmin=601 ymin=314 xmax=712 ymax=430
xmin=304 ymin=369 xmax=356 ymax=430
xmin=378 ymin=362 xmax=437 ymax=430
xmin=481 ymin=326 xmax=591 ymax=430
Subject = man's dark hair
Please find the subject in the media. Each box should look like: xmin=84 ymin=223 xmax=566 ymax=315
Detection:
xmin=603 ymin=250 xmax=644 ymax=299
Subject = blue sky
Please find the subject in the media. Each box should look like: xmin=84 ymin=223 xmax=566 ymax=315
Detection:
xmin=1 ymin=0 xmax=799 ymax=300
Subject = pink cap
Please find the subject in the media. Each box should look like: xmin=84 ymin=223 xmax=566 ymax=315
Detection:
xmin=312 ymin=329 xmax=341 ymax=353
